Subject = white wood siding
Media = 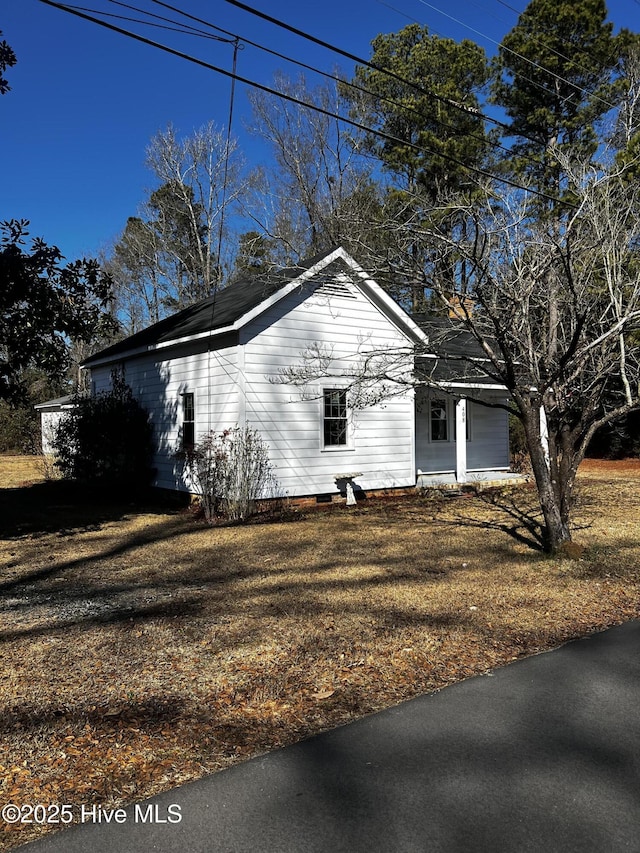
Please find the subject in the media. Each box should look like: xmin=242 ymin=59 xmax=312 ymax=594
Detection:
xmin=90 ymin=344 xmax=239 ymax=491
xmin=241 ymin=276 xmax=416 ymax=497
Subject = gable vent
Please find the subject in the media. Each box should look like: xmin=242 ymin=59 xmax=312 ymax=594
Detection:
xmin=315 ymin=273 xmax=358 ymax=299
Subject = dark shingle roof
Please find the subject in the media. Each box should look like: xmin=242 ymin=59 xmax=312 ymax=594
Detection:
xmin=34 ymin=394 xmax=76 ymax=410
xmin=414 ymin=316 xmax=504 ymax=387
xmin=82 ymin=250 xmax=341 ymax=367
xmin=413 ymin=315 xmax=487 ymax=359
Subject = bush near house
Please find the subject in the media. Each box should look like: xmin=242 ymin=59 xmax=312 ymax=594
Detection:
xmin=52 ymin=374 xmax=153 ymax=490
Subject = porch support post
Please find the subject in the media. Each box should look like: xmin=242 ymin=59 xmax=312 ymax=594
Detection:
xmin=539 ymin=405 xmax=550 ymax=470
xmin=455 ymin=397 xmax=467 ymax=483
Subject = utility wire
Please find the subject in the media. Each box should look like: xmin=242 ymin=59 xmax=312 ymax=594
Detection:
xmin=36 ymin=0 xmax=576 ymax=207
xmin=218 ymin=0 xmax=532 ymax=142
xmin=147 ymin=0 xmax=585 ymax=178
xmin=208 ymin=36 xmax=241 ymax=437
xmin=224 ymin=0 xmax=617 ymax=134
xmin=414 ymin=0 xmax=616 ymax=110
xmin=162 ymin=0 xmax=620 ymax=164
xmin=493 ymin=0 xmax=522 ymax=13
xmin=66 ymin=3 xmax=234 ymax=41
xmin=108 ymin=0 xmax=523 ymax=164
xmin=107 ymin=0 xmax=508 ymax=160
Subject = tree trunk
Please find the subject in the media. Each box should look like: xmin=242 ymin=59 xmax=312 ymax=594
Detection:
xmin=521 ymin=404 xmax=572 ymax=552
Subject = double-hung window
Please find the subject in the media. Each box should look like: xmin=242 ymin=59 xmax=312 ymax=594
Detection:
xmin=323 ymin=389 xmax=348 ymax=448
xmin=182 ymin=392 xmax=195 ymax=450
xmin=429 ymin=397 xmax=471 ymax=442
xmin=430 ymin=399 xmax=449 ymax=442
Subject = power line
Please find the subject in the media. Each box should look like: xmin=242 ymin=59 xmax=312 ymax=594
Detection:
xmin=223 ymin=0 xmax=617 ymax=152
xmin=492 ymin=0 xmax=624 ymax=68
xmin=414 ymin=0 xmax=616 ymax=111
xmin=48 ymin=0 xmax=508 ymax=177
xmin=220 ymin=0 xmax=531 ymax=142
xmin=67 ymin=0 xmax=520 ymax=168
xmin=493 ymin=0 xmax=522 ymax=14
xmin=157 ymin=0 xmax=614 ymax=168
xmin=35 ymin=0 xmax=576 ymax=207
xmin=132 ymin=0 xmax=524 ymax=164
xmin=66 ymin=3 xmax=233 ymax=41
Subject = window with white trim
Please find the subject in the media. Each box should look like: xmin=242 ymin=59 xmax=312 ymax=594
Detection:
xmin=182 ymin=392 xmax=195 ymax=450
xmin=323 ymin=389 xmax=348 ymax=447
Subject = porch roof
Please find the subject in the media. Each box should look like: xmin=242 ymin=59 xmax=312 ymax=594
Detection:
xmin=414 ymin=316 xmax=506 ymax=389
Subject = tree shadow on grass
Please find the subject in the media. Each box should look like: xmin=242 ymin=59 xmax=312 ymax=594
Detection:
xmin=439 ymin=486 xmax=548 ymax=552
xmin=1 ymin=693 xmax=188 ymax=736
xmin=0 ymin=479 xmax=189 ymax=539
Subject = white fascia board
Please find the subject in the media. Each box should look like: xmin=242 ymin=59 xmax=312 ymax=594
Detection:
xmin=81 ymin=323 xmax=238 ymax=368
xmin=34 ymin=402 xmax=74 ymax=411
xmin=438 ymin=381 xmax=509 ymax=391
xmin=337 ymin=250 xmax=429 ymax=344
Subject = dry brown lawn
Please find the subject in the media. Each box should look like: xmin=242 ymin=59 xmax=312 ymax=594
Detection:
xmin=0 ymin=456 xmax=47 ymax=489
xmin=1 ymin=456 xmax=639 ymax=848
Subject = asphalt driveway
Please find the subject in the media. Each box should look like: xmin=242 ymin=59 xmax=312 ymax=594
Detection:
xmin=19 ymin=620 xmax=640 ymax=852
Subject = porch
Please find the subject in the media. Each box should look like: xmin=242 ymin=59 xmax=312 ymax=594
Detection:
xmin=415 ymin=390 xmax=519 ymax=489
xmin=416 ymin=470 xmax=528 ymax=491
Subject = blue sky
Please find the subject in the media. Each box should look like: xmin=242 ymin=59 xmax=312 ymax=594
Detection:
xmin=2 ymin=0 xmax=638 ymax=262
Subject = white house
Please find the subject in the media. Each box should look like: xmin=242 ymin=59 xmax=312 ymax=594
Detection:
xmin=56 ymin=247 xmax=511 ymax=499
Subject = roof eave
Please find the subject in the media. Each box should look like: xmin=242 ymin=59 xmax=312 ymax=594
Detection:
xmin=81 ymin=247 xmax=429 ymax=369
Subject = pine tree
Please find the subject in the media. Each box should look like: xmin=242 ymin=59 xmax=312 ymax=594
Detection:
xmin=491 ymin=0 xmax=624 ymax=195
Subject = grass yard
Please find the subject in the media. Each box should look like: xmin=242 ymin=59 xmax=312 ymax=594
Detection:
xmin=1 ymin=456 xmax=640 ymax=849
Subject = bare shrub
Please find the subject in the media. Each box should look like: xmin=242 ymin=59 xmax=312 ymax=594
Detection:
xmin=185 ymin=426 xmax=279 ymax=523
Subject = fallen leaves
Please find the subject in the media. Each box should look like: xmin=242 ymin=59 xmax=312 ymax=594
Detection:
xmin=1 ymin=458 xmax=640 ymax=849
xmin=311 ymin=690 xmax=335 ymax=701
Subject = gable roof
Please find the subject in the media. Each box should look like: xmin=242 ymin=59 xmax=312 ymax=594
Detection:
xmin=82 ymin=247 xmax=427 ymax=368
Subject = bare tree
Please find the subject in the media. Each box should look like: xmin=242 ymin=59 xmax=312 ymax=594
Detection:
xmin=107 ymin=122 xmax=252 ymax=330
xmin=146 ymin=123 xmax=247 ymax=293
xmin=102 ymin=218 xmax=165 ymax=333
xmin=282 ymin=155 xmax=640 ymax=552
xmin=246 ymin=73 xmax=381 ymax=263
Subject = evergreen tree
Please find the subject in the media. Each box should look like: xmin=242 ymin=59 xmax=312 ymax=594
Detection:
xmin=351 ymin=24 xmax=491 ymax=200
xmin=491 ymin=0 xmax=624 ymax=195
xmin=346 ymin=24 xmax=491 ymax=309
